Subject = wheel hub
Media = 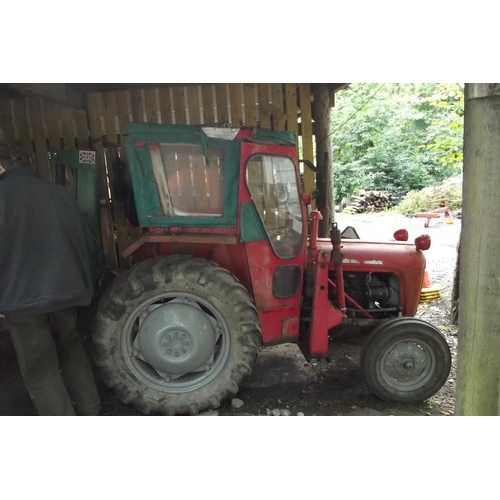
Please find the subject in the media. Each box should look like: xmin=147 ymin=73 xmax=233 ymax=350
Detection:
xmin=138 ymin=302 xmax=216 ymax=375
xmin=384 ymin=341 xmax=428 ymax=382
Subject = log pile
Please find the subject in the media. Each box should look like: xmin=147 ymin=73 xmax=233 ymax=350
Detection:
xmin=342 ymin=190 xmax=399 ymax=214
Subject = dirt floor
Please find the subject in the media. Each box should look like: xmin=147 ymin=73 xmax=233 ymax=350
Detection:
xmin=0 ymin=211 xmax=460 ymax=417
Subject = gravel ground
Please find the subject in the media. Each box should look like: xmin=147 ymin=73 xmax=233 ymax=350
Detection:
xmin=0 ymin=211 xmax=461 ymax=416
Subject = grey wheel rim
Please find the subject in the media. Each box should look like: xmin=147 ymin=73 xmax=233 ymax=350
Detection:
xmin=121 ymin=292 xmax=231 ymax=393
xmin=379 ymin=338 xmax=436 ymax=391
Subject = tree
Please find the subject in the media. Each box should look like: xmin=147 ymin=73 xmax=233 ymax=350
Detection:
xmin=455 ymin=83 xmax=500 ymax=416
xmin=331 ymin=83 xmax=464 ymax=203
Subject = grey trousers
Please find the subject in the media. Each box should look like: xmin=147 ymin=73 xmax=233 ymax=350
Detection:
xmin=5 ymin=307 xmax=101 ymax=416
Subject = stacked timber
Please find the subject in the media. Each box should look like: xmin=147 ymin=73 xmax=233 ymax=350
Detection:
xmin=342 ymin=190 xmax=398 ymax=214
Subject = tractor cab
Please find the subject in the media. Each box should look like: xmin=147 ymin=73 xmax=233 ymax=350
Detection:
xmin=123 ymin=122 xmax=308 ymax=345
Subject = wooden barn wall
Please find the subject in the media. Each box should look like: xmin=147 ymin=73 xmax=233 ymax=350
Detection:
xmin=86 ymin=82 xmax=315 ymax=189
xmin=0 ymin=84 xmax=316 ymax=272
xmin=86 ymin=83 xmax=316 ymax=270
xmin=0 ymin=96 xmax=89 ymax=181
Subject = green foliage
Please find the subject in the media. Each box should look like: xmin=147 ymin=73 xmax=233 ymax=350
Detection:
xmin=395 ymin=176 xmax=462 ymax=215
xmin=331 ymin=83 xmax=464 ymax=203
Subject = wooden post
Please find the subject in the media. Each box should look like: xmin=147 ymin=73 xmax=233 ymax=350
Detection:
xmin=312 ymin=83 xmax=334 ymax=237
xmin=456 ymin=83 xmax=500 ymax=415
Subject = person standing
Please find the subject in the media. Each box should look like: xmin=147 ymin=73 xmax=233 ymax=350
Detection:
xmin=0 ymin=141 xmax=101 ymax=416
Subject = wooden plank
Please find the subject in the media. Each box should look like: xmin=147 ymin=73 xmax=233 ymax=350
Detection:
xmin=299 ymin=83 xmax=314 ymax=196
xmin=243 ymin=84 xmax=256 ymax=126
xmin=74 ymin=108 xmax=90 ymax=150
xmin=58 ymin=104 xmax=76 ymax=190
xmin=172 ymin=86 xmax=187 ymax=125
xmin=110 ymin=90 xmax=141 ymax=255
xmin=159 ymin=88 xmax=173 ymax=124
xmin=143 ymin=88 xmax=158 ymax=124
xmin=0 ymin=98 xmax=15 ymax=141
xmin=215 ymin=84 xmax=228 ymax=123
xmin=87 ymin=91 xmax=118 ymax=270
xmin=311 ymin=83 xmax=333 ymax=235
xmin=101 ymin=91 xmax=130 ymax=265
xmin=187 ymin=85 xmax=201 ymax=125
xmin=271 ymin=84 xmax=285 ymax=130
xmin=101 ymin=92 xmax=118 ymax=144
xmin=3 ymin=83 xmax=85 ymax=109
xmin=60 ymin=105 xmax=76 ymax=149
xmin=201 ymin=84 xmax=215 ymax=124
xmin=229 ymin=83 xmax=243 ymax=128
xmin=456 ymin=84 xmax=500 ymax=415
xmin=285 ymin=83 xmax=298 ymax=135
xmin=257 ymin=84 xmax=271 ymax=128
xmin=150 ymin=144 xmax=174 ymax=216
xmin=27 ymin=98 xmax=50 ymax=180
xmin=114 ymin=90 xmax=131 ymax=140
xmin=11 ymin=98 xmax=33 ymax=155
xmin=192 ymin=154 xmax=207 ymax=211
xmin=86 ymin=93 xmax=102 ymax=143
xmin=130 ymin=89 xmax=144 ymax=122
xmin=45 ymin=101 xmax=63 ymax=152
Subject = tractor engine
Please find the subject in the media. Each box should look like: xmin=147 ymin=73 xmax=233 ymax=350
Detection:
xmin=332 ymin=271 xmax=401 ymax=319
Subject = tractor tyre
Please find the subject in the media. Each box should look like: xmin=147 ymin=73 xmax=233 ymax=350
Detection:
xmin=92 ymin=254 xmax=261 ymax=415
xmin=360 ymin=317 xmax=451 ymax=404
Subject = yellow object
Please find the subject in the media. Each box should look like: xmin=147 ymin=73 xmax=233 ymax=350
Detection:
xmin=420 ymin=287 xmax=441 ymax=303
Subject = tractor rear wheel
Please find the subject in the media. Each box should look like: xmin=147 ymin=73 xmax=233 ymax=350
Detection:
xmin=360 ymin=318 xmax=451 ymax=404
xmin=92 ymin=255 xmax=260 ymax=415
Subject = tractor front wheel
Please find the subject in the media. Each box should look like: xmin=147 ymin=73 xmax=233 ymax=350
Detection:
xmin=360 ymin=318 xmax=451 ymax=404
xmin=92 ymin=255 xmax=260 ymax=415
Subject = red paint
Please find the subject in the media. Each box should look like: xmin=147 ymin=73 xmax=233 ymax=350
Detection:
xmin=282 ymin=317 xmax=299 ymax=337
xmin=245 ymin=240 xmax=303 ymax=342
xmin=314 ymin=238 xmax=426 ymax=316
xmin=308 ymin=210 xmax=322 ymax=250
xmin=238 ymin=141 xmax=307 ymax=344
xmin=394 ymin=229 xmax=409 ymax=241
xmin=307 ymin=249 xmax=344 ymax=355
xmin=234 ymin=128 xmax=255 ymax=140
xmin=414 ymin=234 xmax=431 ymax=251
xmin=330 ymin=223 xmax=346 ymax=312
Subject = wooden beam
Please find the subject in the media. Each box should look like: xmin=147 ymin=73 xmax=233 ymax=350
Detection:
xmin=229 ymin=83 xmax=243 ymax=128
xmin=285 ymin=84 xmax=298 ymax=135
xmin=0 ymin=98 xmax=15 ymax=141
xmin=1 ymin=83 xmax=85 ymax=109
xmin=27 ymin=97 xmax=51 ymax=180
xmin=299 ymin=84 xmax=314 ymax=198
xmin=271 ymin=84 xmax=285 ymax=130
xmin=312 ymin=83 xmax=334 ymax=236
xmin=243 ymin=84 xmax=256 ymax=126
xmin=257 ymin=84 xmax=271 ymax=128
xmin=456 ymin=83 xmax=500 ymax=415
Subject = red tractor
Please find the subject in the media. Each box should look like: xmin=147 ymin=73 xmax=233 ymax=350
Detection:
xmin=91 ymin=122 xmax=451 ymax=415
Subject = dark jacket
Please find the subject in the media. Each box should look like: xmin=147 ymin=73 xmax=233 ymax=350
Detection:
xmin=0 ymin=168 xmax=95 ymax=315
